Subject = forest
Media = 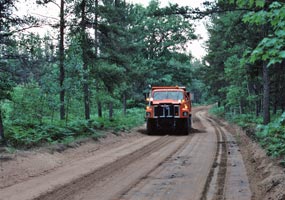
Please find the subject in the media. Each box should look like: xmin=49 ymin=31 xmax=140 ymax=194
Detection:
xmin=1 ymin=0 xmax=285 ymax=160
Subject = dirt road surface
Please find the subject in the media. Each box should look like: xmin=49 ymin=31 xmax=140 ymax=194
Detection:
xmin=1 ymin=106 xmax=285 ymax=200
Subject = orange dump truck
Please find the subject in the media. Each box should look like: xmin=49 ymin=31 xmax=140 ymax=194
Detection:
xmin=145 ymin=86 xmax=192 ymax=134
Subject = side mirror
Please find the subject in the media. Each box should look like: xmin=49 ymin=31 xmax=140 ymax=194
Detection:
xmin=186 ymin=92 xmax=190 ymax=98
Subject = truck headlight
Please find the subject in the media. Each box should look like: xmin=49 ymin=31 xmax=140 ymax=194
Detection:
xmin=146 ymin=112 xmax=151 ymax=117
xmin=183 ymin=112 xmax=188 ymax=116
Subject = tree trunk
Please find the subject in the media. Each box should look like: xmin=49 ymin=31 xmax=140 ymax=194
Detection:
xmin=273 ymin=64 xmax=280 ymax=115
xmin=109 ymin=102 xmax=113 ymax=120
xmin=59 ymin=0 xmax=65 ymax=120
xmin=0 ymin=108 xmax=6 ymax=145
xmin=65 ymin=96 xmax=70 ymax=125
xmin=83 ymin=77 xmax=90 ymax=120
xmin=81 ymin=0 xmax=90 ymax=120
xmin=255 ymin=100 xmax=260 ymax=117
xmin=123 ymin=93 xmax=126 ymax=116
xmin=97 ymin=100 xmax=102 ymax=118
xmin=239 ymin=100 xmax=244 ymax=114
xmin=94 ymin=0 xmax=99 ymax=57
xmin=282 ymin=63 xmax=285 ymax=113
xmin=263 ymin=62 xmax=270 ymax=125
xmin=94 ymin=0 xmax=100 ymax=119
xmin=252 ymin=83 xmax=261 ymax=117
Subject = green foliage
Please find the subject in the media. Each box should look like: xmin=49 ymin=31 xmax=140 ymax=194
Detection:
xmin=1 ymin=0 xmax=199 ymax=147
xmin=199 ymin=0 xmax=285 ymax=164
xmin=256 ymin=112 xmax=285 ymax=158
xmin=5 ymin=146 xmax=16 ymax=153
xmin=4 ymin=108 xmax=144 ymax=148
xmin=96 ymin=108 xmax=145 ymax=132
xmin=230 ymin=0 xmax=265 ymax=8
xmin=9 ymin=83 xmax=47 ymax=123
xmin=211 ymin=105 xmax=285 ymax=160
xmin=209 ymin=105 xmax=225 ymax=118
xmin=241 ymin=1 xmax=285 ymax=66
xmin=219 ymin=111 xmax=285 ymax=160
xmin=230 ymin=113 xmax=262 ymax=128
xmin=0 ymin=72 xmax=14 ymax=102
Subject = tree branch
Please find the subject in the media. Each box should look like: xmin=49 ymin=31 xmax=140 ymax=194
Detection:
xmin=0 ymin=25 xmax=43 ymax=37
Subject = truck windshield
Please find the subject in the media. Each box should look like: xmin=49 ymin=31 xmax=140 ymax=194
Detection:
xmin=153 ymin=91 xmax=183 ymax=101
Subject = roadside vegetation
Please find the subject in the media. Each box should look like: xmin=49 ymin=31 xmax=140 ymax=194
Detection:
xmin=204 ymin=0 xmax=285 ymax=165
xmin=1 ymin=0 xmax=205 ymax=148
xmin=210 ymin=106 xmax=285 ymax=165
xmin=1 ymin=0 xmax=285 ymax=162
xmin=5 ymin=102 xmax=145 ymax=148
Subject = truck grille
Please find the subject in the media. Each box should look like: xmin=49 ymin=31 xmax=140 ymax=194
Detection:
xmin=154 ymin=104 xmax=180 ymax=118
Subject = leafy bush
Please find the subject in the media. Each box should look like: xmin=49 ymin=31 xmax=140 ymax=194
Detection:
xmin=211 ymin=106 xmax=285 ymax=162
xmin=95 ymin=108 xmax=145 ymax=132
xmin=209 ymin=105 xmax=225 ymax=117
xmin=256 ymin=112 xmax=285 ymax=158
xmin=231 ymin=114 xmax=263 ymax=128
xmin=4 ymin=108 xmax=145 ymax=148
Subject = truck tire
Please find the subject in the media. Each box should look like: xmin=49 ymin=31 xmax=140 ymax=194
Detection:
xmin=183 ymin=118 xmax=189 ymax=135
xmin=177 ymin=119 xmax=189 ymax=135
xmin=146 ymin=119 xmax=155 ymax=135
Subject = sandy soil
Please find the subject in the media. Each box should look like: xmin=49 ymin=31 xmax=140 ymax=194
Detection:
xmin=0 ymin=106 xmax=284 ymax=200
xmin=221 ymin=119 xmax=285 ymax=200
xmin=0 ymin=130 xmax=145 ymax=189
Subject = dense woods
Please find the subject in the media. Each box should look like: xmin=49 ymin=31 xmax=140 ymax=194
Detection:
xmin=1 ymin=0 xmax=285 ymax=159
xmin=0 ymin=0 xmax=200 ymax=146
xmin=204 ymin=0 xmax=285 ymax=121
xmin=203 ymin=0 xmax=285 ymax=159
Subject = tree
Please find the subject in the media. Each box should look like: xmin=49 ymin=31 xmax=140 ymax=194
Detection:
xmin=80 ymin=0 xmax=91 ymax=120
xmin=0 ymin=73 xmax=13 ymax=144
xmin=203 ymin=0 xmax=285 ymax=125
xmin=36 ymin=0 xmax=67 ymax=120
xmin=59 ymin=0 xmax=66 ymax=120
xmin=241 ymin=1 xmax=285 ymax=124
xmin=70 ymin=0 xmax=94 ymax=120
xmin=0 ymin=0 xmax=19 ymax=144
xmin=202 ymin=1 xmax=264 ymax=115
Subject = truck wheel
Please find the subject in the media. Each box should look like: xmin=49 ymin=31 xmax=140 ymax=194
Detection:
xmin=177 ymin=119 xmax=189 ymax=135
xmin=189 ymin=115 xmax=192 ymax=129
xmin=183 ymin=118 xmax=189 ymax=135
xmin=146 ymin=119 xmax=155 ymax=135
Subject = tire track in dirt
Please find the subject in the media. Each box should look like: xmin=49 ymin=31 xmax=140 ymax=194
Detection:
xmin=115 ymin=135 xmax=193 ymax=200
xmin=200 ymin=117 xmax=228 ymax=200
xmin=36 ymin=136 xmax=178 ymax=200
xmin=1 ymin=136 xmax=171 ymax=200
xmin=62 ymin=136 xmax=191 ymax=200
xmin=1 ymin=107 xmax=252 ymax=200
xmin=119 ymin=109 xmax=218 ymax=200
xmin=201 ymin=113 xmax=251 ymax=200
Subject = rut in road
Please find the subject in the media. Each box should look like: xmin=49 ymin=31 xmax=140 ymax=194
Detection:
xmin=201 ymin=117 xmax=228 ymax=200
xmin=67 ymin=109 xmax=219 ymax=200
xmin=200 ymin=112 xmax=251 ymax=200
xmin=1 ymin=107 xmax=252 ymax=200
xmin=35 ymin=136 xmax=189 ymax=200
xmin=43 ymin=109 xmax=250 ymax=200
xmin=119 ymin=111 xmax=218 ymax=200
xmin=120 ymin=110 xmax=251 ymax=200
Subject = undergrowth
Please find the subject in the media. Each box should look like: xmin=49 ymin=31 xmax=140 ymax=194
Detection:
xmin=256 ymin=112 xmax=285 ymax=161
xmin=5 ymin=108 xmax=144 ymax=148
